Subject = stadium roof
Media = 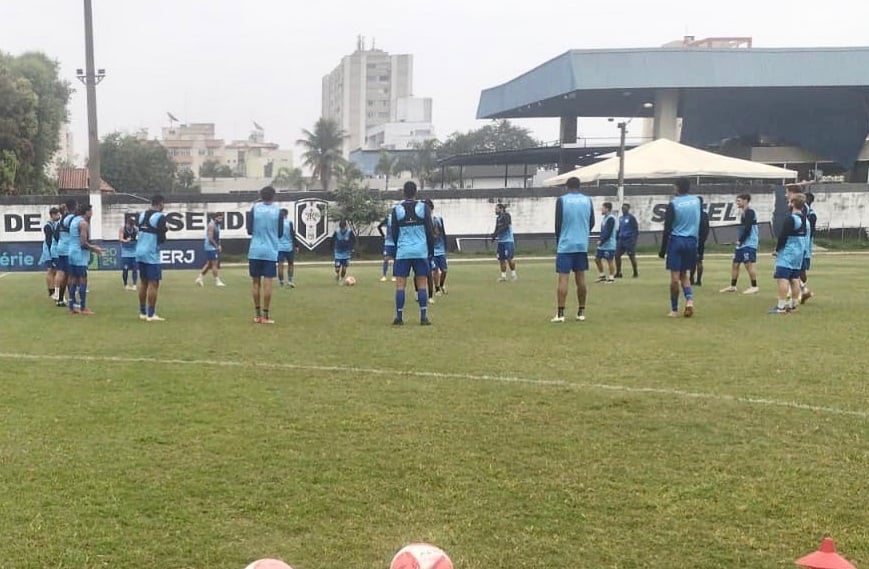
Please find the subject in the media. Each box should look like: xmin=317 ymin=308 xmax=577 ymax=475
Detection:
xmin=436 ymin=145 xmax=628 ymax=167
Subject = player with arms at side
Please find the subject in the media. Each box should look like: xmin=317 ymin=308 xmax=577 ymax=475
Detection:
xmin=658 ymin=177 xmax=701 ymax=318
xmin=277 ymin=208 xmax=297 ymax=288
xmin=119 ymin=215 xmax=139 ymax=290
xmin=377 ymin=214 xmax=396 ymax=282
xmin=196 ymin=212 xmax=226 ymax=287
xmin=136 ymin=195 xmax=168 ymax=322
xmin=331 ymin=219 xmax=356 ymax=284
xmin=247 ymin=186 xmax=282 ymax=324
xmin=770 ymin=193 xmax=807 ymax=314
xmin=552 ymin=177 xmax=595 ymax=322
xmin=594 ymin=202 xmax=617 ymax=283
xmin=53 ymin=199 xmax=78 ymax=308
xmin=614 ymin=203 xmax=639 ymax=279
xmin=719 ymin=193 xmax=760 ymax=294
xmin=491 ymin=203 xmax=517 ymax=282
xmin=67 ymin=204 xmax=104 ymax=315
xmin=391 ymin=181 xmax=435 ymax=325
xmin=39 ymin=207 xmax=60 ymax=299
xmin=429 ymin=200 xmax=449 ymax=297
xmin=799 ymin=191 xmax=817 ymax=303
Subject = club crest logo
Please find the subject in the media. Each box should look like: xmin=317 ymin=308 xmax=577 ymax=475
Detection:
xmin=295 ymin=199 xmax=329 ymax=250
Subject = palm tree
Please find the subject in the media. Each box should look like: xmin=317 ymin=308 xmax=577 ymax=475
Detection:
xmin=296 ymin=118 xmax=346 ymax=191
xmin=333 ymin=160 xmax=364 ymax=188
xmin=374 ymin=150 xmax=398 ymax=191
xmin=409 ymin=139 xmax=439 ymax=189
xmin=272 ymin=166 xmax=306 ymax=191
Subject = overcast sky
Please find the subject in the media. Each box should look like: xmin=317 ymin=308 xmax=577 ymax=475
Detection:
xmin=3 ymin=0 xmax=869 ymax=166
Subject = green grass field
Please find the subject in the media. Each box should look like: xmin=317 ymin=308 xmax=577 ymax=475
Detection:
xmin=1 ymin=254 xmax=868 ymax=569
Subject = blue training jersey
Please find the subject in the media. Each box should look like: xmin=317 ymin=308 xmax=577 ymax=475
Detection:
xmin=121 ymin=225 xmax=138 ymax=257
xmin=136 ymin=210 xmax=165 ymax=265
xmin=56 ymin=213 xmax=75 ymax=256
xmin=204 ymin=220 xmax=221 ymax=252
xmin=393 ymin=200 xmax=430 ymax=260
xmin=776 ymin=213 xmax=806 ymax=270
xmin=618 ymin=214 xmax=638 ymax=241
xmin=332 ymin=228 xmax=354 ymax=260
xmin=278 ymin=218 xmax=294 ymax=252
xmin=804 ymin=205 xmax=815 ymax=258
xmin=433 ymin=215 xmax=446 ymax=256
xmin=599 ymin=213 xmax=617 ymax=251
xmin=68 ymin=215 xmax=89 ymax=267
xmin=382 ymin=215 xmax=395 ymax=248
xmin=247 ymin=202 xmax=281 ymax=262
xmin=494 ymin=212 xmax=514 ymax=243
xmin=671 ymin=194 xmax=701 ymax=238
xmin=556 ymin=192 xmax=593 ymax=254
xmin=741 ymin=208 xmax=759 ymax=249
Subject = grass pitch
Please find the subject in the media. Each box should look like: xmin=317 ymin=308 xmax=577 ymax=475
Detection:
xmin=0 ymin=254 xmax=868 ymax=569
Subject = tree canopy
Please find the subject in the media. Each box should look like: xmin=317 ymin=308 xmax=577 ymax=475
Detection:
xmin=297 ymin=118 xmax=346 ymax=191
xmin=437 ymin=120 xmax=539 ymax=158
xmin=100 ymin=132 xmax=177 ymax=194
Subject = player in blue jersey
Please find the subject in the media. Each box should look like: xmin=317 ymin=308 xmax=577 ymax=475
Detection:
xmin=277 ymin=208 xmax=297 ymax=288
xmin=799 ymin=191 xmax=817 ymax=304
xmin=67 ymin=204 xmax=104 ymax=315
xmin=49 ymin=207 xmax=63 ymax=300
xmin=658 ymin=178 xmax=701 ymax=318
xmin=377 ymin=215 xmax=396 ymax=282
xmin=119 ymin=215 xmax=139 ymax=290
xmin=429 ymin=201 xmax=449 ymax=297
xmin=196 ymin=212 xmax=226 ymax=287
xmin=615 ymin=203 xmax=639 ymax=279
xmin=331 ymin=219 xmax=356 ymax=284
xmin=594 ymin=202 xmax=617 ymax=283
xmin=491 ymin=203 xmax=517 ymax=282
xmin=770 ymin=193 xmax=808 ymax=314
xmin=53 ymin=199 xmax=78 ymax=307
xmin=40 ymin=207 xmax=61 ymax=299
xmin=136 ymin=195 xmax=168 ymax=322
xmin=246 ymin=186 xmax=283 ymax=324
xmin=390 ymin=181 xmax=435 ymax=325
xmin=552 ymin=177 xmax=595 ymax=322
xmin=719 ymin=193 xmax=760 ymax=294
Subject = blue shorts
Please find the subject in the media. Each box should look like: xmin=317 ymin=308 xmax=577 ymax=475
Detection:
xmin=56 ymin=255 xmax=69 ymax=272
xmin=393 ymin=258 xmax=431 ymax=278
xmin=497 ymin=242 xmax=515 ymax=261
xmin=44 ymin=259 xmax=55 ymax=269
xmin=733 ymin=247 xmax=757 ymax=264
xmin=68 ymin=265 xmax=88 ymax=279
xmin=666 ymin=236 xmax=698 ymax=272
xmin=616 ymin=239 xmax=637 ymax=255
xmin=430 ymin=255 xmax=448 ymax=272
xmin=278 ymin=250 xmax=295 ymax=263
xmin=121 ymin=256 xmax=137 ymax=270
xmin=595 ymin=249 xmax=615 ymax=261
xmin=205 ymin=250 xmax=219 ymax=261
xmin=383 ymin=245 xmax=396 ymax=258
xmin=334 ymin=258 xmax=349 ymax=268
xmin=774 ymin=266 xmax=801 ymax=280
xmin=248 ymin=259 xmax=277 ymax=279
xmin=556 ymin=252 xmax=589 ymax=274
xmin=801 ymin=257 xmax=811 ymax=271
xmin=138 ymin=262 xmax=162 ymax=282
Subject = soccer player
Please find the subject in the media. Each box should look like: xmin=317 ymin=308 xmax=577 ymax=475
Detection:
xmin=658 ymin=177 xmax=701 ymax=318
xmin=196 ymin=212 xmax=226 ymax=287
xmin=67 ymin=203 xmax=103 ymax=315
xmin=277 ymin=208 xmax=297 ymax=288
xmin=615 ymin=203 xmax=639 ymax=278
xmin=390 ymin=181 xmax=435 ymax=325
xmin=719 ymin=193 xmax=760 ymax=294
xmin=330 ymin=219 xmax=356 ymax=284
xmin=491 ymin=203 xmax=517 ymax=282
xmin=53 ymin=199 xmax=78 ymax=307
xmin=799 ymin=191 xmax=817 ymax=303
xmin=119 ymin=215 xmax=139 ymax=290
xmin=690 ymin=208 xmax=710 ymax=286
xmin=377 ymin=215 xmax=396 ymax=282
xmin=594 ymin=202 xmax=617 ymax=283
xmin=552 ymin=177 xmax=595 ymax=322
xmin=40 ymin=207 xmax=60 ymax=299
xmin=136 ymin=194 xmax=168 ymax=322
xmin=49 ymin=207 xmax=63 ymax=300
xmin=429 ymin=201 xmax=449 ymax=296
xmin=247 ymin=185 xmax=282 ymax=324
xmin=770 ymin=193 xmax=807 ymax=314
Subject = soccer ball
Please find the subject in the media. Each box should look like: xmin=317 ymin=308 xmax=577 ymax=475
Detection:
xmin=389 ymin=543 xmax=453 ymax=569
xmin=244 ymin=560 xmax=293 ymax=569
xmin=345 ymin=276 xmax=357 ymax=286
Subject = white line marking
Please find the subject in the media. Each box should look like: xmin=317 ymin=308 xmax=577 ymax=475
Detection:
xmin=1 ymin=352 xmax=866 ymax=420
xmin=0 ymin=273 xmax=9 ymax=279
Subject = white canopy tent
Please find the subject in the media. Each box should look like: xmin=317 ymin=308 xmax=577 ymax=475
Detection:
xmin=543 ymin=138 xmax=798 ymax=187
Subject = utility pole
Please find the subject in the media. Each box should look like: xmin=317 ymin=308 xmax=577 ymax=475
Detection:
xmin=82 ymin=0 xmax=104 ymax=195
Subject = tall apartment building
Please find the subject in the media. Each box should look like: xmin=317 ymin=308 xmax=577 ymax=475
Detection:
xmin=161 ymin=123 xmax=225 ymax=175
xmin=322 ymin=38 xmax=414 ymax=156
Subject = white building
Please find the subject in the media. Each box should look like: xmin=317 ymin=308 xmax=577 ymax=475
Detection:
xmin=47 ymin=123 xmax=76 ymax=177
xmin=364 ymin=96 xmax=436 ymax=150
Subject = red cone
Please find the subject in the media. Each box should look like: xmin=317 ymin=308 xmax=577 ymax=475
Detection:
xmin=796 ymin=538 xmax=856 ymax=569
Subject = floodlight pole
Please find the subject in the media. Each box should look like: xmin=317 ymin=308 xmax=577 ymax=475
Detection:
xmin=83 ymin=0 xmax=101 ymax=195
xmin=617 ymin=121 xmax=627 ymax=206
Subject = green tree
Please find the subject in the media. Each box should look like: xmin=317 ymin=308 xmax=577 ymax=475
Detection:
xmin=177 ymin=168 xmax=196 ymax=191
xmin=333 ymin=160 xmax=364 ymax=187
xmin=272 ymin=166 xmax=307 ymax=190
xmin=438 ymin=120 xmax=538 ymax=157
xmin=100 ymin=132 xmax=177 ymax=193
xmin=199 ymin=159 xmax=234 ymax=180
xmin=0 ymin=57 xmax=39 ymax=193
xmin=0 ymin=150 xmax=21 ymax=194
xmin=374 ymin=150 xmax=399 ymax=191
xmin=331 ymin=177 xmax=387 ymax=236
xmin=296 ymin=118 xmax=346 ymax=191
xmin=398 ymin=139 xmax=439 ymax=189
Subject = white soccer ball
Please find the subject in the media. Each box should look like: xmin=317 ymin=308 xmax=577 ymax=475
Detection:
xmin=389 ymin=543 xmax=453 ymax=569
xmin=345 ymin=275 xmax=357 ymax=286
xmin=244 ymin=559 xmax=293 ymax=569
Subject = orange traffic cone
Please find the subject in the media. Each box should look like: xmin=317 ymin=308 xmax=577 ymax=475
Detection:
xmin=796 ymin=538 xmax=856 ymax=569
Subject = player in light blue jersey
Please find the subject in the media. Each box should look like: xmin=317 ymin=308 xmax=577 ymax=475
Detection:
xmin=491 ymin=203 xmax=517 ymax=282
xmin=429 ymin=201 xmax=449 ymax=297
xmin=196 ymin=212 xmax=226 ymax=287
xmin=390 ymin=181 xmax=435 ymax=325
xmin=246 ymin=186 xmax=282 ymax=324
xmin=136 ymin=195 xmax=168 ymax=321
xmin=67 ymin=204 xmax=103 ymax=315
xmin=40 ymin=207 xmax=61 ymax=299
xmin=799 ymin=191 xmax=817 ymax=303
xmin=277 ymin=208 xmax=297 ymax=288
xmin=53 ymin=199 xmax=78 ymax=307
xmin=594 ymin=202 xmax=617 ymax=283
xmin=552 ymin=177 xmax=595 ymax=322
xmin=331 ymin=219 xmax=356 ymax=284
xmin=658 ymin=178 xmax=701 ymax=318
xmin=770 ymin=193 xmax=807 ymax=314
xmin=719 ymin=193 xmax=760 ymax=294
xmin=377 ymin=215 xmax=396 ymax=282
xmin=119 ymin=215 xmax=139 ymax=290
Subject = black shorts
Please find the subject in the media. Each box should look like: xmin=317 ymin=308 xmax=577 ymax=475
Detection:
xmin=616 ymin=239 xmax=637 ymax=255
